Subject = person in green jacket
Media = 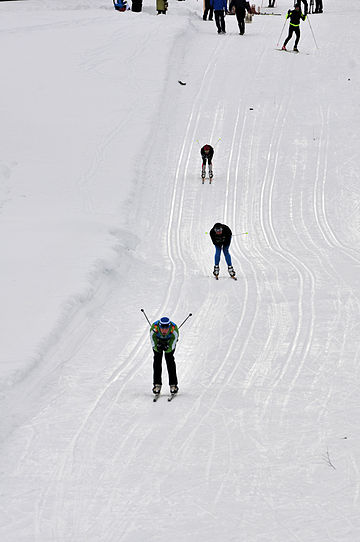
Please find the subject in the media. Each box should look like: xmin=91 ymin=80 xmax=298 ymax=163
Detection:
xmin=150 ymin=317 xmax=179 ymax=395
xmin=156 ymin=0 xmax=168 ymax=14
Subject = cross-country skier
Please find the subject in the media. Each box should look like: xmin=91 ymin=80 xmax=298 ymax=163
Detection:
xmin=282 ymin=3 xmax=307 ymax=52
xmin=201 ymin=144 xmax=214 ymax=179
xmin=228 ymin=0 xmax=251 ymax=35
xmin=210 ymin=223 xmax=236 ymax=278
xmin=150 ymin=317 xmax=179 ymax=396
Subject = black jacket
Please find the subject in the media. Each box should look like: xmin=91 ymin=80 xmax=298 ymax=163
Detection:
xmin=286 ymin=8 xmax=306 ymax=25
xmin=229 ymin=0 xmax=251 ymax=13
xmin=201 ymin=145 xmax=214 ymax=162
xmin=210 ymin=224 xmax=232 ymax=247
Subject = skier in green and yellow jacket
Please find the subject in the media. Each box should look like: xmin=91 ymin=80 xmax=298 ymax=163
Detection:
xmin=150 ymin=317 xmax=179 ymax=396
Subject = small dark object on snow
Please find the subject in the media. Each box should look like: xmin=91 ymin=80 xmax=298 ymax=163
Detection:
xmin=178 ymin=80 xmax=187 ymax=85
xmin=249 ymin=107 xmax=254 ymax=110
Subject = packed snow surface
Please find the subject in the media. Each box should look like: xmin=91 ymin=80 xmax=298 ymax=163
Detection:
xmin=1 ymin=0 xmax=360 ymax=540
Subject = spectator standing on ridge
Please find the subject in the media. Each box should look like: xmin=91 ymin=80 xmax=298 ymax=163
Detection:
xmin=113 ymin=0 xmax=129 ymax=11
xmin=282 ymin=3 xmax=306 ymax=52
xmin=212 ymin=0 xmax=227 ymax=34
xmin=229 ymin=0 xmax=252 ymax=35
xmin=314 ymin=0 xmax=323 ymax=13
xmin=156 ymin=0 xmax=168 ymax=14
xmin=203 ymin=0 xmax=214 ymax=20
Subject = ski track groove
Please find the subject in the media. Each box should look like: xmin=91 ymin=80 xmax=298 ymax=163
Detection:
xmin=6 ymin=8 xmax=360 ymax=542
xmin=250 ymin=86 xmax=319 ymax=423
xmin=55 ymin=36 xmax=230 ymax=540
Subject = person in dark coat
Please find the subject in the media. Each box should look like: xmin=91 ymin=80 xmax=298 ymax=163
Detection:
xmin=201 ymin=144 xmax=214 ymax=179
xmin=211 ymin=0 xmax=227 ymax=34
xmin=229 ymin=0 xmax=252 ymax=35
xmin=282 ymin=3 xmax=306 ymax=52
xmin=209 ymin=223 xmax=236 ymax=278
xmin=314 ymin=0 xmax=323 ymax=13
xmin=203 ymin=0 xmax=214 ymax=20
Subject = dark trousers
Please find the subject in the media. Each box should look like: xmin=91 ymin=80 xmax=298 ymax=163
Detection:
xmin=214 ymin=10 xmax=225 ymax=33
xmin=203 ymin=0 xmax=213 ymax=20
xmin=153 ymin=349 xmax=178 ymax=386
xmin=315 ymin=0 xmax=323 ymax=12
xmin=235 ymin=7 xmax=246 ymax=34
xmin=268 ymin=0 xmax=275 ymax=6
xmin=284 ymin=25 xmax=301 ymax=48
xmin=202 ymin=157 xmax=212 ymax=165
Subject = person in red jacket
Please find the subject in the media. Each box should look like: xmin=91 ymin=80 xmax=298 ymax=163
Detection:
xmin=201 ymin=144 xmax=214 ymax=179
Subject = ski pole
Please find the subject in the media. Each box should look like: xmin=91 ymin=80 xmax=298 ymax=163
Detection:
xmin=276 ymin=18 xmax=287 ymax=47
xmin=307 ymin=15 xmax=319 ymax=49
xmin=140 ymin=308 xmax=151 ymax=327
xmin=214 ymin=137 xmax=222 ymax=148
xmin=179 ymin=313 xmax=192 ymax=329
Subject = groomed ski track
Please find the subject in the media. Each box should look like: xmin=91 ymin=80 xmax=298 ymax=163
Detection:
xmin=2 ymin=2 xmax=360 ymax=541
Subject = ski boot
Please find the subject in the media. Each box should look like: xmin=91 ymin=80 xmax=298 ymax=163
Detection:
xmin=228 ymin=265 xmax=236 ymax=278
xmin=213 ymin=264 xmax=219 ymax=278
xmin=293 ymin=47 xmax=299 ymax=52
xmin=281 ymin=45 xmax=287 ymax=51
xmin=209 ymin=165 xmax=213 ymax=181
xmin=201 ymin=164 xmax=206 ymax=180
xmin=152 ymin=384 xmax=161 ymax=395
xmin=170 ymin=385 xmax=179 ymax=395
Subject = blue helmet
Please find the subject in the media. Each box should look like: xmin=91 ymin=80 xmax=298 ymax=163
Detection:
xmin=159 ymin=316 xmax=171 ymax=329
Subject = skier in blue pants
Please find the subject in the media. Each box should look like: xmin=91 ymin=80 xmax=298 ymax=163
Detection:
xmin=209 ymin=223 xmax=236 ymax=278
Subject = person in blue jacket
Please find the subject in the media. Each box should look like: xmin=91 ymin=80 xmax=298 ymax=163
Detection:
xmin=113 ymin=0 xmax=128 ymax=10
xmin=211 ymin=0 xmax=227 ymax=34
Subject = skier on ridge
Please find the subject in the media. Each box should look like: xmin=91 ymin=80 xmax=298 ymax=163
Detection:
xmin=209 ymin=223 xmax=236 ymax=279
xmin=281 ymin=3 xmax=307 ymax=53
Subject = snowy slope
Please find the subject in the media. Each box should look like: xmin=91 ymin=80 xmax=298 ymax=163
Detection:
xmin=1 ymin=0 xmax=360 ymax=540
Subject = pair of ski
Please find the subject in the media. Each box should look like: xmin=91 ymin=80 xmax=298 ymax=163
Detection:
xmin=153 ymin=392 xmax=177 ymax=402
xmin=276 ymin=48 xmax=299 ymax=54
xmin=214 ymin=275 xmax=237 ymax=281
